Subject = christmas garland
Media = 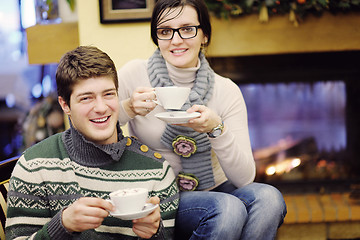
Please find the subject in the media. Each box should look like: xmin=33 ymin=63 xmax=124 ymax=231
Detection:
xmin=205 ymin=0 xmax=360 ymax=25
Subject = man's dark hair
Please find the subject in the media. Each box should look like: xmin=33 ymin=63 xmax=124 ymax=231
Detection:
xmin=56 ymin=46 xmax=118 ymax=106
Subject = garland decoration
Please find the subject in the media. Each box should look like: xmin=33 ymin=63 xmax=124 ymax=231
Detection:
xmin=205 ymin=0 xmax=360 ymax=25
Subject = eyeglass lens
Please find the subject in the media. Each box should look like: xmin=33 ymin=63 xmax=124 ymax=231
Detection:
xmin=157 ymin=26 xmax=199 ymax=40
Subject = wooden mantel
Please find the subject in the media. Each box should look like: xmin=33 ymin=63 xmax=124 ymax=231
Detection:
xmin=207 ymin=12 xmax=360 ymax=57
xmin=25 ymin=13 xmax=360 ymax=63
xmin=26 ymin=22 xmax=79 ymax=65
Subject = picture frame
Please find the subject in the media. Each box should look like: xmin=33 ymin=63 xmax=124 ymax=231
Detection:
xmin=99 ymin=0 xmax=155 ymax=23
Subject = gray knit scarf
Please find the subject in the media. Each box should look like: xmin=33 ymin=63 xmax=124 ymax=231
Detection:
xmin=148 ymin=49 xmax=215 ymax=190
xmin=62 ymin=121 xmax=128 ymax=167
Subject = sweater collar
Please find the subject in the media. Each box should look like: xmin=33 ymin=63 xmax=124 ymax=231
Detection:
xmin=62 ymin=121 xmax=127 ymax=167
xmin=165 ymin=58 xmax=200 ymax=86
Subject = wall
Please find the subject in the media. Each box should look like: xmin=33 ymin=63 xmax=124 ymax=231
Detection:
xmin=77 ymin=0 xmax=156 ymax=69
xmin=77 ymin=0 xmax=360 ymax=67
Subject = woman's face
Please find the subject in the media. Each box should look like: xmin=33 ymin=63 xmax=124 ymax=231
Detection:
xmin=157 ymin=5 xmax=207 ymax=68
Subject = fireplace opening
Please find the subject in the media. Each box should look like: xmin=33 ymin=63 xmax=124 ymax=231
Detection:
xmin=242 ymin=81 xmax=347 ymax=188
xmin=208 ymin=51 xmax=360 ymax=194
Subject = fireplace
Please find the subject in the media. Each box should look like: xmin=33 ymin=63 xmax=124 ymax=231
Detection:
xmin=208 ymin=50 xmax=360 ymax=193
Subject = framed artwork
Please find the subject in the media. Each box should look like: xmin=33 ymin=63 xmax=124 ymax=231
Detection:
xmin=99 ymin=0 xmax=155 ymax=23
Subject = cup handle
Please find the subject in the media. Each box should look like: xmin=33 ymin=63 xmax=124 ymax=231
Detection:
xmin=152 ymin=91 xmax=162 ymax=106
xmin=152 ymin=99 xmax=161 ymax=106
xmin=106 ymin=199 xmax=115 ymax=215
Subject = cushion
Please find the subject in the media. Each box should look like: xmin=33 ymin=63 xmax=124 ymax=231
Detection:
xmin=0 ymin=179 xmax=9 ymax=240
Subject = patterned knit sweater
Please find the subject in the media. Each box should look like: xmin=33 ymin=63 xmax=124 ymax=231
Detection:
xmin=5 ymin=127 xmax=179 ymax=240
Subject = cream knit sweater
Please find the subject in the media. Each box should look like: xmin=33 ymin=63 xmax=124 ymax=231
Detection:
xmin=118 ymin=58 xmax=256 ymax=190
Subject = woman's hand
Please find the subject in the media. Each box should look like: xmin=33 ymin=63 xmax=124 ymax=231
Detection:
xmin=179 ymin=104 xmax=222 ymax=133
xmin=132 ymin=196 xmax=161 ymax=239
xmin=123 ymin=87 xmax=157 ymax=118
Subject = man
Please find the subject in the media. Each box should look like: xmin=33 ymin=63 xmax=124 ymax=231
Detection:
xmin=5 ymin=46 xmax=179 ymax=239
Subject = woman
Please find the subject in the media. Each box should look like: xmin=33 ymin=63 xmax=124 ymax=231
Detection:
xmin=117 ymin=0 xmax=287 ymax=239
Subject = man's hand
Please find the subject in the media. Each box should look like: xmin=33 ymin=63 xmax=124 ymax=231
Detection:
xmin=62 ymin=197 xmax=115 ymax=232
xmin=132 ymin=196 xmax=161 ymax=239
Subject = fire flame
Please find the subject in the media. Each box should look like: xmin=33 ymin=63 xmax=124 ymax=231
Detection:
xmin=265 ymin=158 xmax=301 ymax=176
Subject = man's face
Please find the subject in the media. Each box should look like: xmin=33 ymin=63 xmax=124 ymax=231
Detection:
xmin=59 ymin=76 xmax=119 ymax=145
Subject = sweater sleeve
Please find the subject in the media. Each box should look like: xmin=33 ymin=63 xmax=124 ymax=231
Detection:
xmin=208 ymin=75 xmax=256 ymax=188
xmin=5 ymin=155 xmax=74 ymax=240
xmin=151 ymin=160 xmax=179 ymax=240
xmin=117 ymin=59 xmax=152 ymax=126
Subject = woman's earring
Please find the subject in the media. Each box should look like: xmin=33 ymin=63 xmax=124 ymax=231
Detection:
xmin=201 ymin=40 xmax=208 ymax=53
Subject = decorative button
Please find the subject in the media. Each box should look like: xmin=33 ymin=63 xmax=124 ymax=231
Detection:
xmin=140 ymin=145 xmax=149 ymax=152
xmin=126 ymin=138 xmax=132 ymax=146
xmin=154 ymin=152 xmax=162 ymax=159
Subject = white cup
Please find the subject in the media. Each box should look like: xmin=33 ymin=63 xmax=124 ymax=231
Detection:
xmin=154 ymin=86 xmax=190 ymax=110
xmin=109 ymin=188 xmax=148 ymax=214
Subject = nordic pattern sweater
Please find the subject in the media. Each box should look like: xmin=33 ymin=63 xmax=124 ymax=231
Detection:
xmin=5 ymin=132 xmax=179 ymax=240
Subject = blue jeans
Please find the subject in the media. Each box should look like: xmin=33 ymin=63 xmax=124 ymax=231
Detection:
xmin=174 ymin=182 xmax=287 ymax=240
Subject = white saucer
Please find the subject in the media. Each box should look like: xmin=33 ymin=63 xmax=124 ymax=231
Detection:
xmin=155 ymin=111 xmax=201 ymax=124
xmin=110 ymin=203 xmax=158 ymax=220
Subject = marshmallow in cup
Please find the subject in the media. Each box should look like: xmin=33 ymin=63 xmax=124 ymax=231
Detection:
xmin=153 ymin=86 xmax=190 ymax=110
xmin=108 ymin=188 xmax=148 ymax=214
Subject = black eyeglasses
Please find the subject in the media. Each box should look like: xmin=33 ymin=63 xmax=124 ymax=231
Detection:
xmin=156 ymin=25 xmax=201 ymax=40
